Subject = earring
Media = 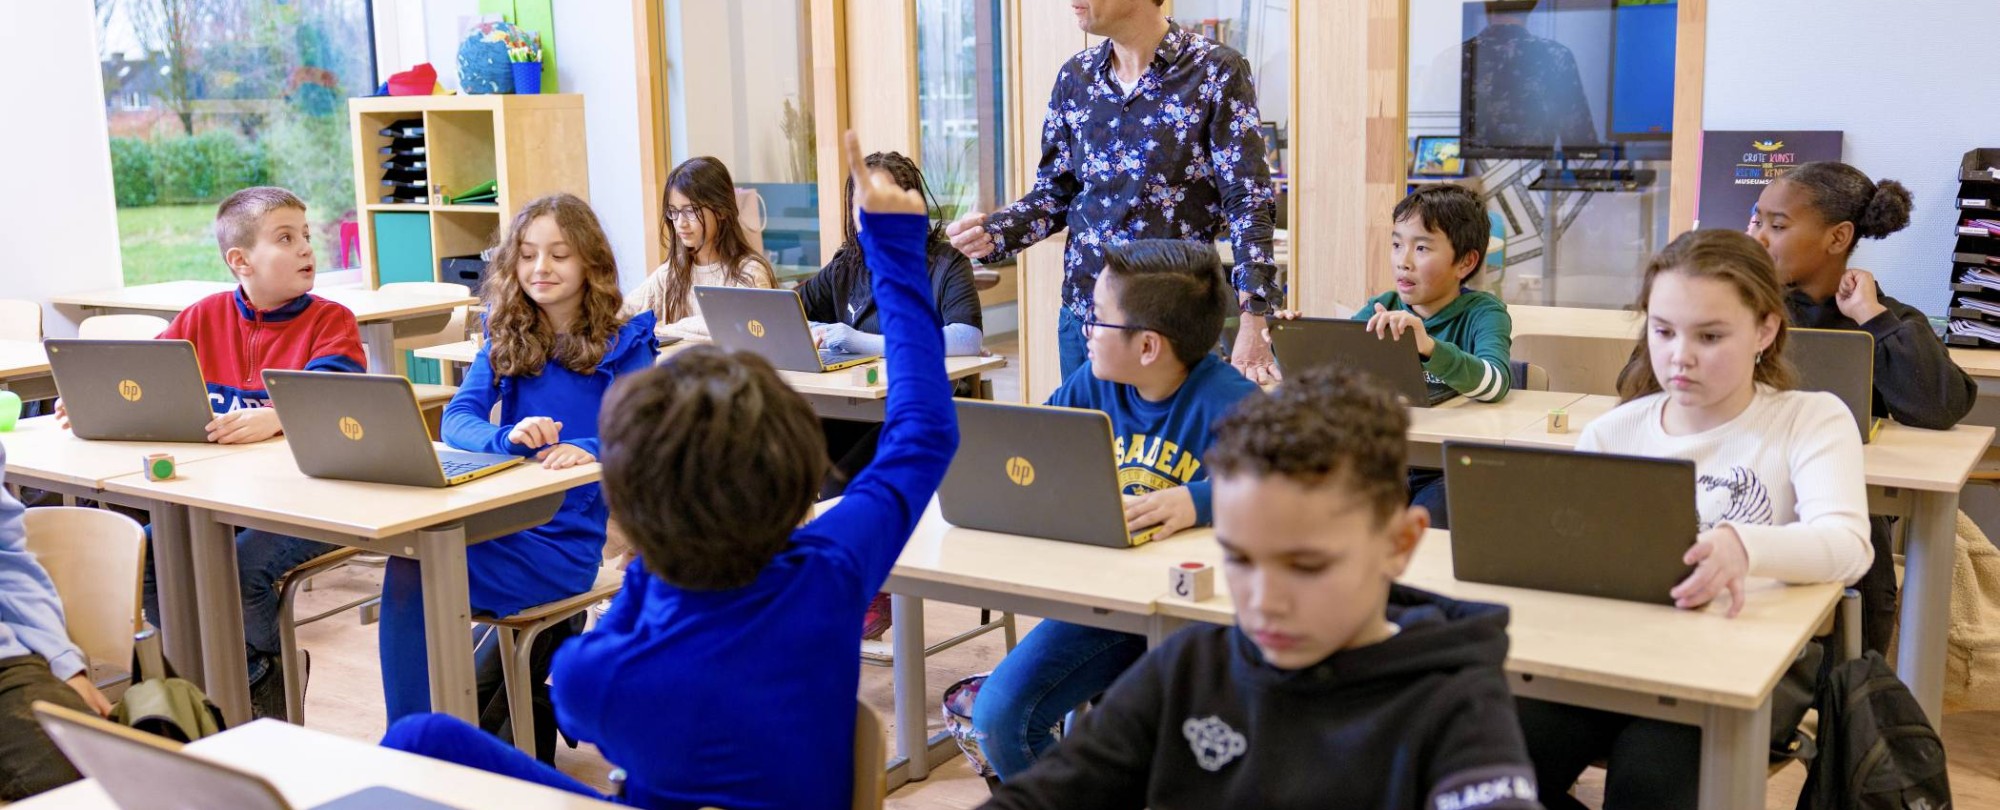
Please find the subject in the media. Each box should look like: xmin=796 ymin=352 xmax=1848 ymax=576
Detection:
xmin=1755 ymin=351 xmax=1764 ymax=364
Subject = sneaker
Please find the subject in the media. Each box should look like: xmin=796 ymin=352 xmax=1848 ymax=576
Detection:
xmin=861 ymin=593 xmax=893 ymax=640
xmin=248 ymin=650 xmax=307 ymax=721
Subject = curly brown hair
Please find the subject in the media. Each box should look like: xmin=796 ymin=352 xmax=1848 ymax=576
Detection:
xmin=597 ymin=345 xmax=828 ymax=591
xmin=1205 ymin=366 xmax=1410 ymax=528
xmin=482 ymin=193 xmax=629 ymax=378
xmin=1615 ymin=229 xmax=1797 ymax=402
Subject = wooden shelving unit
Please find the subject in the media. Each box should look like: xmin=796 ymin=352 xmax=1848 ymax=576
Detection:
xmin=347 ymin=94 xmax=590 ymax=291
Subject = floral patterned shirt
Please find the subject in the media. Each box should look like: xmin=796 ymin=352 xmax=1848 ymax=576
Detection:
xmin=981 ymin=22 xmax=1281 ymax=317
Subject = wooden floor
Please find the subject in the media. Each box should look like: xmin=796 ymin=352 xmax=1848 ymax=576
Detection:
xmin=276 ymin=340 xmax=2000 ymax=808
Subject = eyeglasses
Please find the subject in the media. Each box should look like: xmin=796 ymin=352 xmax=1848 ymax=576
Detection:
xmin=664 ymin=205 xmax=706 ymax=224
xmin=1081 ymin=314 xmax=1148 ymax=339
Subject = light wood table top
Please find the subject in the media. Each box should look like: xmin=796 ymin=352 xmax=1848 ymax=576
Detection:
xmin=0 ymin=416 xmax=267 ymax=489
xmin=885 ymin=498 xmax=1198 ymax=616
xmin=416 ymin=339 xmax=1007 ymax=400
xmin=1150 ymin=530 xmax=1841 ymax=711
xmin=1504 ymin=394 xmax=1995 ymax=493
xmin=1949 ymin=348 xmax=2000 ymax=379
xmin=1509 ymin=304 xmax=1644 ymax=340
xmin=1408 ymin=390 xmax=1588 ymax=447
xmin=414 ymin=339 xmax=479 ymax=365
xmin=53 ymin=281 xmax=474 ymax=324
xmin=102 ymin=442 xmax=599 ymax=539
xmin=0 ymin=339 xmax=50 ymax=379
xmin=13 ymin=719 xmax=618 ymax=809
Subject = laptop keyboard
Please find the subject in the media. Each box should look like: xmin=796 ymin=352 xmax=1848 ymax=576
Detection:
xmin=820 ymin=350 xmax=868 ymax=365
xmin=439 ymin=458 xmax=493 ymax=478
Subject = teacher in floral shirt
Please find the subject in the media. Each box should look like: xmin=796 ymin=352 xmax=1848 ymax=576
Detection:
xmin=946 ymin=0 xmax=1282 ymax=384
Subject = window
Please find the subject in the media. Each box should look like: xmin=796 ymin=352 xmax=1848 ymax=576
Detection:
xmin=661 ymin=0 xmax=819 ymax=280
xmin=1172 ymin=0 xmax=1291 ymax=272
xmin=96 ymin=0 xmax=378 ymax=286
xmin=917 ymin=0 xmax=1008 ymax=220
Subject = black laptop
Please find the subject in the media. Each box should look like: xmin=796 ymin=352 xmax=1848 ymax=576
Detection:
xmin=1269 ymin=317 xmax=1459 ymax=406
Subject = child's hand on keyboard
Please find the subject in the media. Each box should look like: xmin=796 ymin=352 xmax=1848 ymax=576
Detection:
xmin=508 ymin=416 xmax=563 ymax=449
xmin=535 ymin=443 xmax=595 ymax=470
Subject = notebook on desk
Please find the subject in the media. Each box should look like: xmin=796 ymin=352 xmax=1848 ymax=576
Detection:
xmin=34 ymin=703 xmax=459 ymax=810
xmin=938 ymin=400 xmax=1164 ymax=548
xmin=696 ymin=286 xmax=878 ymax=373
xmin=44 ymin=339 xmax=216 ymax=443
xmin=262 ymin=370 xmax=520 ymax=488
xmin=1268 ymin=318 xmax=1458 ymax=406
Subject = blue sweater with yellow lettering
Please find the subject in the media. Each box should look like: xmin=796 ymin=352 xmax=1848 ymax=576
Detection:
xmin=1046 ymin=354 xmax=1260 ymax=526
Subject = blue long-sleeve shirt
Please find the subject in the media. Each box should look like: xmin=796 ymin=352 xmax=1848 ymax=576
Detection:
xmin=1046 ymin=354 xmax=1261 ymax=526
xmin=549 ymin=211 xmax=957 ymax=810
xmin=0 ymin=447 xmax=86 ymax=681
xmin=440 ymin=311 xmax=658 ymax=616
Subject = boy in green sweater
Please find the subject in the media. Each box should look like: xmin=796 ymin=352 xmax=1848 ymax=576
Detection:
xmin=1351 ymin=183 xmax=1512 ymax=528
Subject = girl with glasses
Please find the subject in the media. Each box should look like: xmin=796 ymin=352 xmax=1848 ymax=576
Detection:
xmin=621 ymin=156 xmax=775 ymax=341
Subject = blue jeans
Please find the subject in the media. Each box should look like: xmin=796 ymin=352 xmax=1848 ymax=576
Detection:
xmin=142 ymin=526 xmax=337 ymax=679
xmin=1408 ymin=468 xmax=1450 ymax=531
xmin=970 ymin=619 xmax=1147 ymax=779
xmin=381 ymin=714 xmax=611 ymax=801
xmin=1057 ymin=308 xmax=1087 ymax=382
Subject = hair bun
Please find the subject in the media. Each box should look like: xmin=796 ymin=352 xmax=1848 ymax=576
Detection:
xmin=1856 ymin=178 xmax=1913 ymax=240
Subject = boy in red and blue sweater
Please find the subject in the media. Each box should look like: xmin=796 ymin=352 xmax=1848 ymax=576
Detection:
xmin=79 ymin=187 xmax=365 ymax=718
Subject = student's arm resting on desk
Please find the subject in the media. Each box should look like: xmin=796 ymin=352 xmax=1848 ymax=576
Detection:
xmin=1731 ymin=395 xmax=1872 ymax=586
xmin=441 ymin=344 xmax=536 ymax=456
xmin=799 ymin=204 xmax=957 ymax=586
xmin=0 ymin=454 xmax=87 ymax=683
xmin=1862 ymin=295 xmax=1976 ymax=429
xmin=980 ymin=639 xmax=1163 ymax=809
xmin=1426 ymin=300 xmax=1513 ymax=403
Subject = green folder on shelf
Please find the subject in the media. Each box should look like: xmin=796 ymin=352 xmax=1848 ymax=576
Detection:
xmin=446 ymin=180 xmax=499 ymax=205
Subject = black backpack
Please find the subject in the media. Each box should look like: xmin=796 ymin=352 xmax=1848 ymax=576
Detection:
xmin=1795 ymin=652 xmax=1951 ymax=809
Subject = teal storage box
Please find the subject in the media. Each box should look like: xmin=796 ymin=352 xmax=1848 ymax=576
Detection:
xmin=374 ymin=212 xmax=433 ymax=285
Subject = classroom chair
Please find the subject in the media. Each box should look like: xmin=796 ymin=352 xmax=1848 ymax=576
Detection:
xmin=1510 ymin=332 xmax=1631 ymax=396
xmin=858 ymin=609 xmax=1016 ymax=674
xmin=473 ymin=564 xmax=625 ymax=754
xmin=853 ymin=700 xmax=886 ymax=810
xmin=1509 ymin=361 xmax=1551 ymax=392
xmin=275 ymin=547 xmax=378 ymax=725
xmin=21 ymin=507 xmax=148 ymax=695
xmin=77 ymin=314 xmax=171 ymax=341
xmin=0 ymin=299 xmax=41 ymax=341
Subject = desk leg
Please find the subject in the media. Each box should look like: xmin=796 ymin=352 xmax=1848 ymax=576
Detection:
xmin=362 ymin=322 xmax=402 ymax=376
xmin=417 ymin=524 xmax=478 ymax=722
xmin=1696 ymin=697 xmax=1769 ymax=810
xmin=1147 ymin=615 xmax=1190 ymax=647
xmin=1897 ymin=490 xmax=1957 ymax=725
xmin=188 ymin=508 xmax=251 ymax=727
xmin=890 ymin=593 xmax=929 ymax=783
xmin=148 ymin=503 xmax=204 ymax=688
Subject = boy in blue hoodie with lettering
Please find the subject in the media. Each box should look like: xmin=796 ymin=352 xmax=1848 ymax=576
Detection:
xmin=972 ymin=240 xmax=1262 ymax=781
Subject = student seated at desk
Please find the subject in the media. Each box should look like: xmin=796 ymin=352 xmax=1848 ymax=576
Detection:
xmin=982 ymin=367 xmax=1538 ymax=810
xmin=1754 ymin=161 xmax=1977 ymax=655
xmin=1518 ymin=230 xmax=1869 ymax=810
xmin=801 ymin=150 xmax=983 ymax=638
xmin=57 ymin=186 xmax=366 ymax=720
xmin=379 ymin=194 xmax=658 ymax=758
xmin=1351 ymin=184 xmax=1512 ymax=530
xmin=971 ymin=240 xmax=1261 ymax=782
xmin=0 ymin=448 xmax=115 ymax=801
xmin=619 ymin=156 xmax=776 ymax=342
xmin=382 ymin=133 xmax=952 ymax=809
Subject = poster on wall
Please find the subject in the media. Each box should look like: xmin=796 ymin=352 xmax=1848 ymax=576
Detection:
xmin=1696 ymin=130 xmax=1843 ymax=231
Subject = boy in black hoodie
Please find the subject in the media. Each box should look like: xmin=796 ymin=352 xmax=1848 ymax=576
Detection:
xmin=980 ymin=366 xmax=1539 ymax=810
xmin=1754 ymin=161 xmax=1977 ymax=654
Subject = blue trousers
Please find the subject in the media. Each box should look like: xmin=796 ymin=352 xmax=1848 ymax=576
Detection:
xmin=381 ymin=714 xmax=612 ymax=800
xmin=970 ymin=619 xmax=1147 ymax=779
xmin=1057 ymin=308 xmax=1087 ymax=382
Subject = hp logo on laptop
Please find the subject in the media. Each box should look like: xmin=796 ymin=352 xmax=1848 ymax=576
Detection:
xmin=118 ymin=380 xmax=143 ymax=402
xmin=747 ymin=319 xmax=765 ymax=338
xmin=338 ymin=416 xmax=365 ymax=442
xmin=1005 ymin=456 xmax=1036 ymax=486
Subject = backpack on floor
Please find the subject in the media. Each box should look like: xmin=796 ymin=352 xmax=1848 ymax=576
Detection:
xmin=942 ymin=673 xmax=997 ymax=779
xmin=1795 ymin=651 xmax=1951 ymax=810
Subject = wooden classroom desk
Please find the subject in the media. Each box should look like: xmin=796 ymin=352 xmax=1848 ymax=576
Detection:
xmin=1405 ymin=389 xmax=1587 ymax=466
xmin=1509 ymin=304 xmax=1645 ymax=340
xmin=875 ymin=497 xmax=1201 ymax=787
xmin=1502 ymin=393 xmax=1995 ymax=724
xmin=0 ymin=339 xmax=54 ymax=400
xmin=13 ymin=719 xmax=619 ymax=809
xmin=52 ymin=281 xmax=476 ymax=376
xmin=101 ymin=441 xmax=600 ymax=727
xmin=0 ymin=416 xmax=275 ymax=690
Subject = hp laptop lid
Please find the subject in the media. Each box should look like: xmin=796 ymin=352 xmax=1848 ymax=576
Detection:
xmin=44 ymin=339 xmax=215 ymax=442
xmin=939 ymin=400 xmax=1161 ymax=548
xmin=1443 ymin=442 xmax=1697 ymax=605
xmin=1787 ymin=328 xmax=1882 ymax=443
xmin=1268 ymin=318 xmax=1458 ymax=406
xmin=33 ymin=703 xmax=456 ymax=810
xmin=696 ymin=286 xmax=877 ymax=373
xmin=262 ymin=370 xmax=519 ymax=488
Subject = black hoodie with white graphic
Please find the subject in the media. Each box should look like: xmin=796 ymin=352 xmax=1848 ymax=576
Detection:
xmin=981 ymin=585 xmax=1541 ymax=810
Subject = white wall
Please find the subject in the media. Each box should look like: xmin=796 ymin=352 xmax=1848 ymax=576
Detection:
xmin=1704 ymin=0 xmax=1993 ymax=316
xmin=2 ymin=2 xmax=124 ymax=336
xmin=666 ymin=0 xmax=808 ymax=183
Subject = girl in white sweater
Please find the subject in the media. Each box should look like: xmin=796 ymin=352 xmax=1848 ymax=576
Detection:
xmin=1519 ymin=229 xmax=1870 ymax=810
xmin=621 ymin=157 xmax=775 ymax=341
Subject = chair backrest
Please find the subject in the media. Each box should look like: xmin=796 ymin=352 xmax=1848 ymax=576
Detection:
xmin=1508 ymin=360 xmax=1552 ymax=392
xmin=853 ymin=701 xmax=885 ymax=810
xmin=77 ymin=314 xmax=172 ymax=341
xmin=1510 ymin=332 xmax=1636 ymax=396
xmin=381 ymin=282 xmax=472 ymax=350
xmin=0 ymin=298 xmax=42 ymax=341
xmin=22 ymin=507 xmax=147 ymax=684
